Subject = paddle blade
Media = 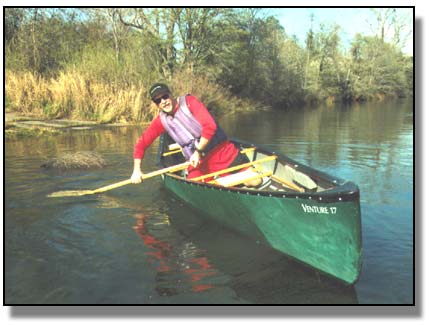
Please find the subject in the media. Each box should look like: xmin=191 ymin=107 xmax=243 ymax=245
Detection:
xmin=47 ymin=190 xmax=94 ymax=198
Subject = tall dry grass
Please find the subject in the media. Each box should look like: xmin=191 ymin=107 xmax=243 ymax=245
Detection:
xmin=5 ymin=70 xmax=158 ymax=123
xmin=6 ymin=71 xmax=50 ymax=116
xmin=5 ymin=69 xmax=252 ymax=124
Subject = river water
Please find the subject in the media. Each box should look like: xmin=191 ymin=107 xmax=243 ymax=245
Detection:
xmin=4 ymin=99 xmax=413 ymax=305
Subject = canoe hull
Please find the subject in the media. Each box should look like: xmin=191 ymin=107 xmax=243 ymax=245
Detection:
xmin=163 ymin=174 xmax=362 ymax=285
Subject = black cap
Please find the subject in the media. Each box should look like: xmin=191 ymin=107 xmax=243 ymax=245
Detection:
xmin=149 ymin=83 xmax=171 ymax=100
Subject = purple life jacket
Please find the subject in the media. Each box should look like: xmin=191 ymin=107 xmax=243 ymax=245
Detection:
xmin=159 ymin=95 xmax=227 ymax=159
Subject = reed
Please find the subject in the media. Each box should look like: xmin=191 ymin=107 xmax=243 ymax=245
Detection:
xmin=6 ymin=70 xmax=158 ymax=123
xmin=5 ymin=71 xmax=50 ymax=116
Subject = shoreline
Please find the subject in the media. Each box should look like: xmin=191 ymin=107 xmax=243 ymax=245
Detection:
xmin=4 ymin=112 xmax=137 ymax=139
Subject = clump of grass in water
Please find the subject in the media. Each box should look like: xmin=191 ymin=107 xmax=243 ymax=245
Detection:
xmin=41 ymin=151 xmax=106 ymax=170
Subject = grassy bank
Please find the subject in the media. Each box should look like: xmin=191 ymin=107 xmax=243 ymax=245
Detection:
xmin=6 ymin=70 xmax=152 ymax=123
xmin=5 ymin=70 xmax=253 ymax=124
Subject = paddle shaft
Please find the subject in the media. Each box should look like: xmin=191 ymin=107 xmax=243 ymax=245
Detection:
xmin=141 ymin=161 xmax=190 ymax=180
xmin=48 ymin=161 xmax=190 ymax=197
xmin=91 ymin=179 xmax=132 ymax=194
xmin=93 ymin=161 xmax=190 ymax=194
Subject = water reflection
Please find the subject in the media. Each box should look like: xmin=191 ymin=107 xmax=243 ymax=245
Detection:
xmin=223 ymin=100 xmax=412 ymax=171
xmin=133 ymin=210 xmax=218 ymax=296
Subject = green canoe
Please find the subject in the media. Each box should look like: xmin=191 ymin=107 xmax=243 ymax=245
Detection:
xmin=157 ymin=136 xmax=362 ymax=285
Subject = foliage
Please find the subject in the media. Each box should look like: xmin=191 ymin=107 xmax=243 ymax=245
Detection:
xmin=350 ymin=35 xmax=413 ymax=100
xmin=5 ymin=8 xmax=413 ymax=122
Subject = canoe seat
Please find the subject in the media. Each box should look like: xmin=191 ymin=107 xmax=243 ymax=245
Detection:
xmin=212 ymin=169 xmax=273 ymax=187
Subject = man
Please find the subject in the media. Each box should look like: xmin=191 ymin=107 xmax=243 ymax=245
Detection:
xmin=131 ymin=83 xmax=261 ymax=186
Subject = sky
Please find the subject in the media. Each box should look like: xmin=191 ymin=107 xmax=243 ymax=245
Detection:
xmin=271 ymin=8 xmax=414 ymax=55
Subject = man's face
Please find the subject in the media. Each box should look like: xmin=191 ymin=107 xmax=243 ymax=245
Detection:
xmin=153 ymin=92 xmax=173 ymax=114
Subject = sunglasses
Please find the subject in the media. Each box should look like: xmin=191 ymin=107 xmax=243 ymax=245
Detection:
xmin=153 ymin=93 xmax=170 ymax=104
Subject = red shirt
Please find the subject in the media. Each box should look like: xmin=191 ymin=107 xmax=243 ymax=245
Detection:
xmin=133 ymin=95 xmax=238 ymax=179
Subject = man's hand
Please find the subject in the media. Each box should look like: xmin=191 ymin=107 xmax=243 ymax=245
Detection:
xmin=130 ymin=169 xmax=144 ymax=184
xmin=131 ymin=158 xmax=144 ymax=183
xmin=189 ymin=151 xmax=201 ymax=168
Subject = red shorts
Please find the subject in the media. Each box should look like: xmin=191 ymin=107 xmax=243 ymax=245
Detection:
xmin=187 ymin=141 xmax=239 ymax=182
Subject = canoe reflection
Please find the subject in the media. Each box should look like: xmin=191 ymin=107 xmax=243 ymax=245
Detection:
xmin=133 ymin=212 xmax=217 ymax=295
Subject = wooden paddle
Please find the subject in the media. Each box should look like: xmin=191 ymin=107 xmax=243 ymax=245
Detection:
xmin=47 ymin=161 xmax=190 ymax=198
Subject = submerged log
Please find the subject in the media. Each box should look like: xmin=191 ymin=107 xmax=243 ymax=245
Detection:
xmin=41 ymin=151 xmax=106 ymax=170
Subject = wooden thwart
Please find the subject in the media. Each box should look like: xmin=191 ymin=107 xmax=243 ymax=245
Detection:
xmin=211 ymin=169 xmax=273 ymax=187
xmin=190 ymin=155 xmax=277 ymax=182
xmin=210 ymin=166 xmax=305 ymax=192
xmin=239 ymin=147 xmax=257 ymax=155
xmin=271 ymin=174 xmax=305 ymax=193
xmin=162 ymin=148 xmax=182 ymax=157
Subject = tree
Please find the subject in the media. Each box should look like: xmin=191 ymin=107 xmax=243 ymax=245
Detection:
xmin=350 ymin=34 xmax=409 ymax=100
xmin=215 ymin=8 xmax=288 ymax=104
xmin=367 ymin=8 xmax=413 ymax=53
xmin=116 ymin=8 xmax=177 ymax=77
xmin=302 ymin=22 xmax=343 ymax=102
xmin=175 ymin=8 xmax=222 ymax=73
xmin=4 ymin=8 xmax=25 ymax=43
